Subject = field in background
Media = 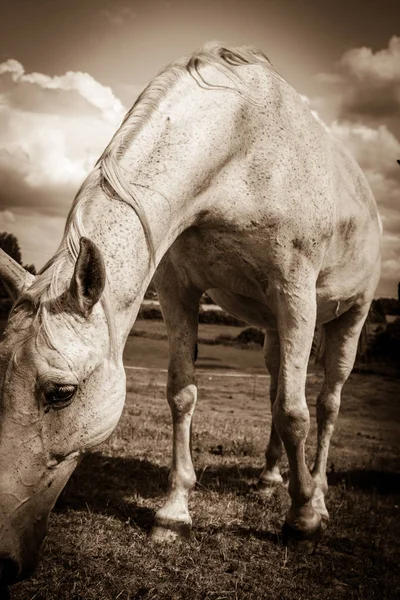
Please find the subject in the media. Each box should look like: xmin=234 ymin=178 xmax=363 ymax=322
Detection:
xmin=128 ymin=319 xmax=266 ymax=372
xmin=11 ymin=321 xmax=400 ymax=600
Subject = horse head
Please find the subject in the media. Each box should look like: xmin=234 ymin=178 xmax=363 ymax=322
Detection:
xmin=0 ymin=238 xmax=126 ymax=585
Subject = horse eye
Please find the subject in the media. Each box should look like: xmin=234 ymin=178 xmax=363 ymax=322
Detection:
xmin=44 ymin=384 xmax=77 ymax=409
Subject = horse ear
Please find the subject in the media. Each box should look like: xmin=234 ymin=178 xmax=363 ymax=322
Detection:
xmin=0 ymin=249 xmax=35 ymax=299
xmin=70 ymin=237 xmax=106 ymax=317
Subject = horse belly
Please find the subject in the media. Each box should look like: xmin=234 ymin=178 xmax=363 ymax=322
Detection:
xmin=207 ymin=289 xmax=277 ymax=329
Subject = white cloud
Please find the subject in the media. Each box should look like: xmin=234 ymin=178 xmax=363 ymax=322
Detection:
xmin=0 ymin=208 xmax=65 ymax=269
xmin=100 ymin=5 xmax=137 ymax=26
xmin=339 ymin=36 xmax=400 ymax=83
xmin=0 ymin=60 xmax=127 ymax=213
xmin=312 ymin=36 xmax=400 ymax=296
xmin=317 ymin=36 xmax=400 ymax=122
xmin=330 ymin=121 xmax=400 ymax=207
xmin=0 ymin=59 xmax=125 ymax=123
xmin=0 ymin=209 xmax=15 ymax=226
xmin=0 ymin=59 xmax=129 ymax=268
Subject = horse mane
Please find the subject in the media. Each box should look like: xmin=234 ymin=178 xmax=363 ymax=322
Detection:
xmin=99 ymin=42 xmax=275 ymax=162
xmin=11 ymin=43 xmax=280 ymax=363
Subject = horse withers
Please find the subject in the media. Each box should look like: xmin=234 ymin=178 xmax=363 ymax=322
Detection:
xmin=0 ymin=44 xmax=381 ymax=586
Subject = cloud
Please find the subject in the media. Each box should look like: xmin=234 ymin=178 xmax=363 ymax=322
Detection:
xmin=100 ymin=5 xmax=137 ymax=26
xmin=0 ymin=210 xmax=15 ymax=226
xmin=0 ymin=59 xmax=127 ymax=215
xmin=0 ymin=59 xmax=125 ymax=122
xmin=317 ymin=36 xmax=400 ymax=122
xmin=314 ymin=38 xmax=400 ymax=296
xmin=330 ymin=121 xmax=400 ymax=208
xmin=329 ymin=121 xmax=400 ymax=296
xmin=0 ymin=208 xmax=65 ymax=268
xmin=0 ymin=59 xmax=128 ymax=267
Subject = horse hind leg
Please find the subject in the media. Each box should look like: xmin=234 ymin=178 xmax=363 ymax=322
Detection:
xmin=270 ymin=278 xmax=323 ymax=551
xmin=150 ymin=259 xmax=202 ymax=541
xmin=311 ymin=305 xmax=370 ymax=522
xmin=258 ymin=329 xmax=284 ymax=493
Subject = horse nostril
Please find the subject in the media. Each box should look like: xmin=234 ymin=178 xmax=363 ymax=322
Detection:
xmin=0 ymin=556 xmax=19 ymax=586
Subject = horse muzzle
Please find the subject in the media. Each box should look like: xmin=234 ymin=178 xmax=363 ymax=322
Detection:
xmin=0 ymin=513 xmax=48 ymax=586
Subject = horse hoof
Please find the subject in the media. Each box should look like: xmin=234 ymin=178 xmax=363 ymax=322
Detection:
xmin=281 ymin=521 xmax=322 ymax=555
xmin=319 ymin=515 xmax=329 ymax=532
xmin=257 ymin=473 xmax=285 ymax=494
xmin=150 ymin=519 xmax=191 ymax=542
xmin=256 ymin=481 xmax=276 ymax=497
xmin=255 ymin=481 xmax=285 ymax=500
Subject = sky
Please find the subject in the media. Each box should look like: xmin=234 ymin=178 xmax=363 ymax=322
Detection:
xmin=0 ymin=0 xmax=399 ymax=297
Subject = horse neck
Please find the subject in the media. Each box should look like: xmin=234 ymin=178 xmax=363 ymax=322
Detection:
xmin=73 ymin=167 xmax=203 ymax=347
xmin=75 ymin=79 xmax=244 ymax=345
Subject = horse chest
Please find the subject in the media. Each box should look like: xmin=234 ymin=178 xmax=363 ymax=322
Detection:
xmin=169 ymin=228 xmax=270 ymax=301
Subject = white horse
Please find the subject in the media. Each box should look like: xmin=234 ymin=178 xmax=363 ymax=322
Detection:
xmin=0 ymin=43 xmax=381 ymax=586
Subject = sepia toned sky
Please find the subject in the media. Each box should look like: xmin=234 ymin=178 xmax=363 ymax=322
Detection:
xmin=0 ymin=0 xmax=399 ymax=296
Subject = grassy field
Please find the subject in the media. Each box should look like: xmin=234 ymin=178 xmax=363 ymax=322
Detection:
xmin=5 ymin=320 xmax=400 ymax=599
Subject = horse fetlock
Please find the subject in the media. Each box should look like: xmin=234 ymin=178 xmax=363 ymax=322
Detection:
xmin=258 ymin=466 xmax=284 ymax=490
xmin=169 ymin=471 xmax=196 ymax=494
xmin=288 ymin=473 xmax=316 ymax=506
xmin=311 ymin=470 xmax=328 ymax=494
xmin=155 ymin=492 xmax=192 ymax=522
xmin=311 ymin=486 xmax=329 ymax=521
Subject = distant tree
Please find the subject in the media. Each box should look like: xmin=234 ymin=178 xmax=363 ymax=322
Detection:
xmin=144 ymin=275 xmax=157 ymax=300
xmin=0 ymin=232 xmax=36 ymax=307
xmin=375 ymin=297 xmax=400 ymax=316
xmin=24 ymin=263 xmax=37 ymax=276
xmin=0 ymin=232 xmax=22 ymax=265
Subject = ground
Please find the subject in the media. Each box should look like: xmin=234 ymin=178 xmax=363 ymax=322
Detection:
xmin=8 ymin=320 xmax=400 ymax=600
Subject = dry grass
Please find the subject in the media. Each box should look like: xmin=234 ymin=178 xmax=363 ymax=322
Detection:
xmin=1 ymin=321 xmax=397 ymax=599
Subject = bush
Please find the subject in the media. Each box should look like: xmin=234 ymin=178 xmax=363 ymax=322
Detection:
xmin=198 ymin=308 xmax=244 ymax=326
xmin=367 ymin=319 xmax=400 ymax=362
xmin=235 ymin=327 xmax=265 ymax=346
xmin=138 ymin=304 xmax=245 ymax=326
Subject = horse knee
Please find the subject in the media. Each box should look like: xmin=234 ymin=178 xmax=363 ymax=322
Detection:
xmin=316 ymin=389 xmax=340 ymax=429
xmin=167 ymin=383 xmax=197 ymax=418
xmin=274 ymin=399 xmax=310 ymax=445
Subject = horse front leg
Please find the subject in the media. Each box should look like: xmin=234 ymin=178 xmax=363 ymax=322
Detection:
xmin=150 ymin=260 xmax=201 ymax=541
xmin=272 ymin=280 xmax=322 ymax=550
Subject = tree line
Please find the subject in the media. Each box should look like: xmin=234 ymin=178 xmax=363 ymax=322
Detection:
xmin=0 ymin=233 xmax=36 ymax=313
